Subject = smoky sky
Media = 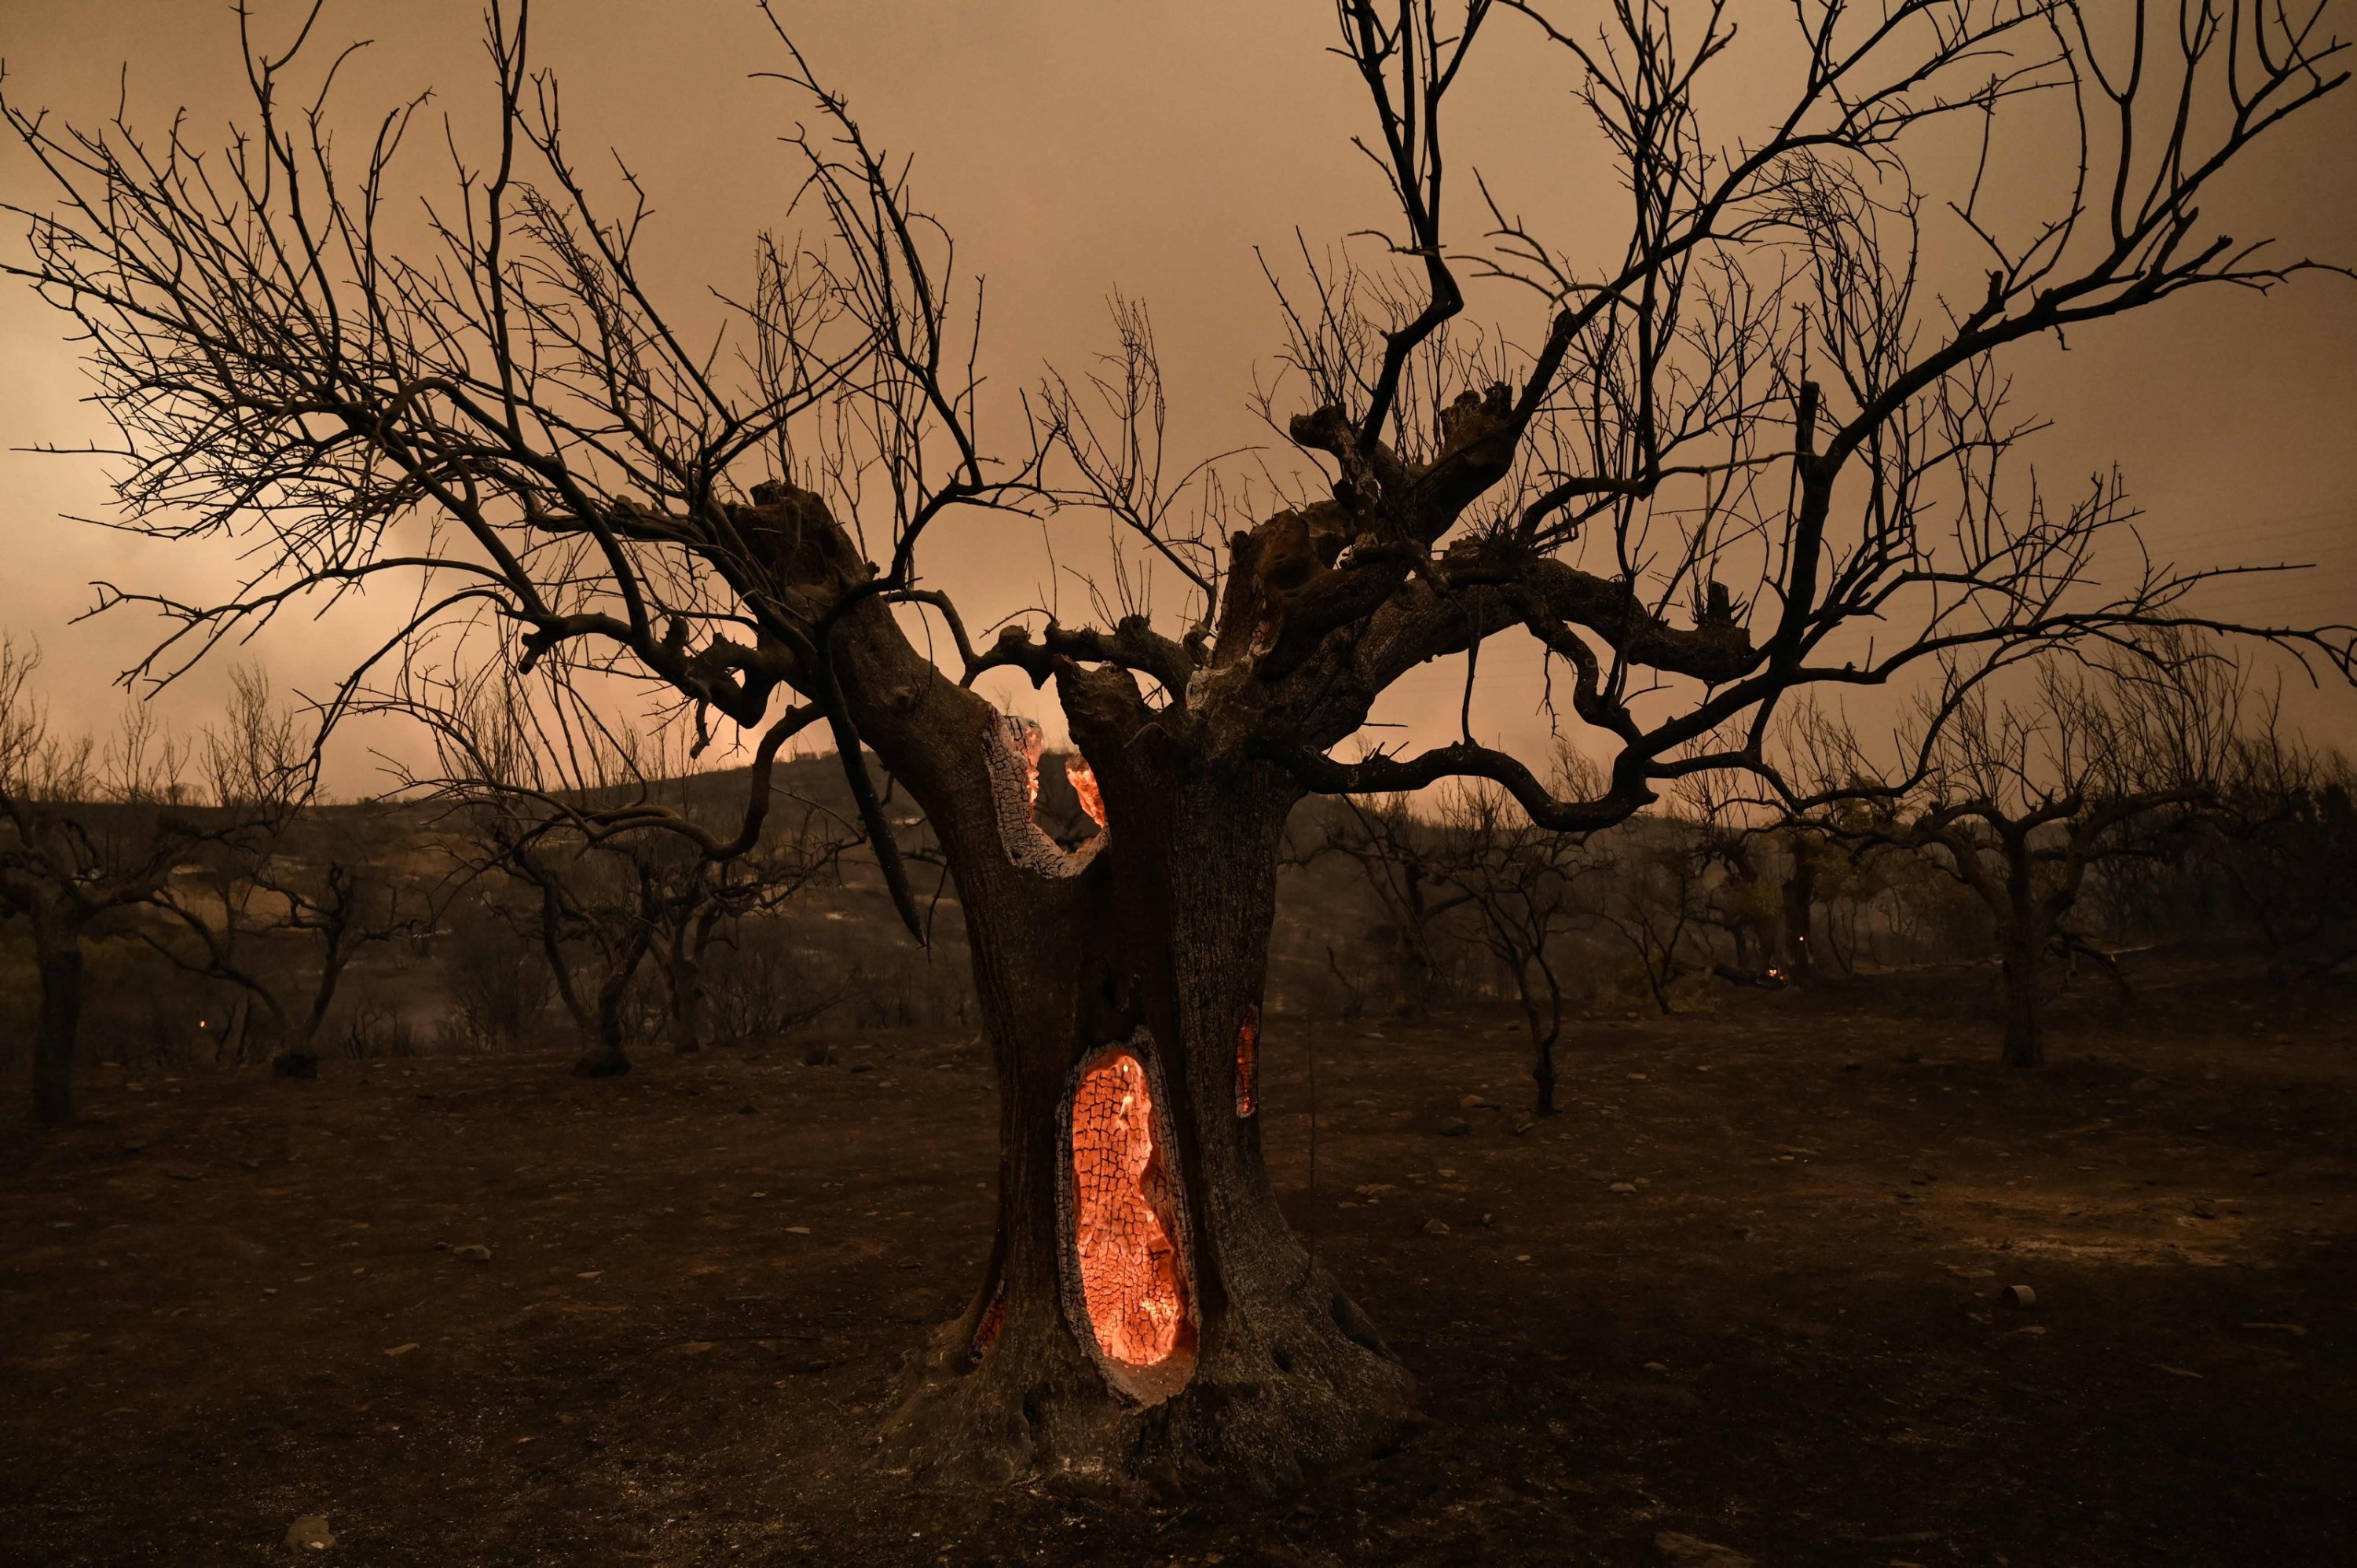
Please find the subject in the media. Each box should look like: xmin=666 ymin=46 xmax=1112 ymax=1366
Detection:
xmin=2 ymin=0 xmax=2352 ymax=793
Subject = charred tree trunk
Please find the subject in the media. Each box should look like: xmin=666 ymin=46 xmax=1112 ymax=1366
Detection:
xmin=1995 ymin=833 xmax=2050 ymax=1068
xmin=1781 ymin=852 xmax=1816 ymax=980
xmin=669 ymin=951 xmax=707 ymax=1054
xmin=1999 ymin=921 xmax=2044 ymax=1068
xmin=577 ymin=931 xmax=651 ymax=1079
xmin=1530 ymin=1024 xmax=1558 ymax=1118
xmin=1507 ymin=957 xmax=1562 ymax=1117
xmin=875 ymin=683 xmax=1412 ymax=1494
xmin=665 ymin=904 xmax=721 ymax=1053
xmin=31 ymin=931 xmax=84 ymax=1125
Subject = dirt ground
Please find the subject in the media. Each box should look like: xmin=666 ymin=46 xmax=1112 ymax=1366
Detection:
xmin=2 ymin=954 xmax=2352 ymax=1567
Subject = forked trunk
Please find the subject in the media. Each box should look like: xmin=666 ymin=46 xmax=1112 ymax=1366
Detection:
xmin=31 ymin=935 xmax=84 ymax=1125
xmin=574 ymin=974 xmax=634 ymax=1079
xmin=882 ymin=724 xmax=1413 ymax=1494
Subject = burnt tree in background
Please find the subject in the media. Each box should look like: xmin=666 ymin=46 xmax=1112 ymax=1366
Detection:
xmin=379 ymin=662 xmax=852 ymax=1076
xmin=0 ymin=639 xmax=269 ymax=1120
xmin=1434 ymin=779 xmax=1599 ymax=1114
xmin=8 ymin=0 xmax=2352 ymax=1490
xmin=1793 ymin=636 xmax=2250 ymax=1066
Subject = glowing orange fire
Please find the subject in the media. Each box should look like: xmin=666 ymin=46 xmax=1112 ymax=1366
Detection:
xmin=1012 ymin=716 xmax=1106 ymax=831
xmin=1066 ymin=757 xmax=1105 ymax=829
xmin=1069 ymin=1052 xmax=1187 ymax=1367
xmin=1234 ymin=1005 xmax=1259 ymax=1117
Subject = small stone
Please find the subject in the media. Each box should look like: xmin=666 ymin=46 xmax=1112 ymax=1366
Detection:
xmin=1626 ymin=1072 xmax=1648 ymax=1082
xmin=384 ymin=1343 xmax=419 ymax=1357
xmin=452 ymin=1244 xmax=493 ymax=1262
xmin=738 ymin=1105 xmax=757 ymax=1116
xmin=1439 ymin=1117 xmax=1472 ymax=1137
xmin=1609 ymin=1182 xmax=1637 ymax=1195
xmin=2000 ymin=1284 xmax=2037 ymax=1308
xmin=1654 ymin=1530 xmax=1758 ymax=1568
xmin=1643 ymin=1360 xmax=1670 ymax=1374
xmin=284 ymin=1515 xmax=335 ymax=1552
xmin=1422 ymin=1218 xmax=1451 ymax=1237
xmin=2190 ymin=1198 xmax=2218 ymax=1219
xmin=786 ymin=1225 xmax=811 ymax=1235
xmin=163 ymin=1164 xmax=203 ymax=1182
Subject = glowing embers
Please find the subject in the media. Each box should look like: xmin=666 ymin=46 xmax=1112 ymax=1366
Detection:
xmin=983 ymin=714 xmax=1106 ymax=878
xmin=1065 ymin=756 xmax=1105 ymax=829
xmin=1234 ymin=1005 xmax=1260 ymax=1117
xmin=1068 ymin=1050 xmax=1191 ymax=1376
xmin=969 ymin=1284 xmax=1006 ymax=1364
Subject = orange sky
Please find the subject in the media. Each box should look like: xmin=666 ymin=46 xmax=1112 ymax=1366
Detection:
xmin=2 ymin=1 xmax=2353 ymax=793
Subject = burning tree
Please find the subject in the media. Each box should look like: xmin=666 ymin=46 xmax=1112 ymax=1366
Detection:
xmin=7 ymin=0 xmax=2352 ymax=1488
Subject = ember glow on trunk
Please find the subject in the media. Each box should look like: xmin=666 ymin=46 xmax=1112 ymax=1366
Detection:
xmin=1068 ymin=1049 xmax=1191 ymax=1379
xmin=1234 ymin=1005 xmax=1259 ymax=1118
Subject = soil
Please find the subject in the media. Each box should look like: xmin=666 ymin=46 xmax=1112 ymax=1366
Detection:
xmin=2 ymin=952 xmax=2352 ymax=1566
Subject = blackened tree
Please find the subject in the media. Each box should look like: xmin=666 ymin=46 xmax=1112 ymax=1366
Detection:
xmin=1297 ymin=793 xmax=1475 ymax=1017
xmin=1434 ymin=780 xmax=1598 ymax=1113
xmin=8 ymin=0 xmax=2352 ymax=1489
xmin=1792 ymin=636 xmax=2249 ymax=1065
xmin=0 ymin=639 xmax=229 ymax=1120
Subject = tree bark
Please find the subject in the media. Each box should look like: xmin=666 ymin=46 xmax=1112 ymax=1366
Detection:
xmin=1781 ymin=850 xmax=1816 ymax=979
xmin=575 ymin=954 xmax=643 ymax=1079
xmin=1999 ymin=921 xmax=2044 ymax=1069
xmin=31 ymin=935 xmax=84 ymax=1125
xmin=1508 ymin=958 xmax=1560 ymax=1117
xmin=876 ymin=696 xmax=1413 ymax=1494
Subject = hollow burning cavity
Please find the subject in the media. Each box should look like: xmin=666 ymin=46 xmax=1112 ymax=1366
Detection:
xmin=1069 ymin=1050 xmax=1189 ymax=1375
xmin=983 ymin=714 xmax=1105 ymax=877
